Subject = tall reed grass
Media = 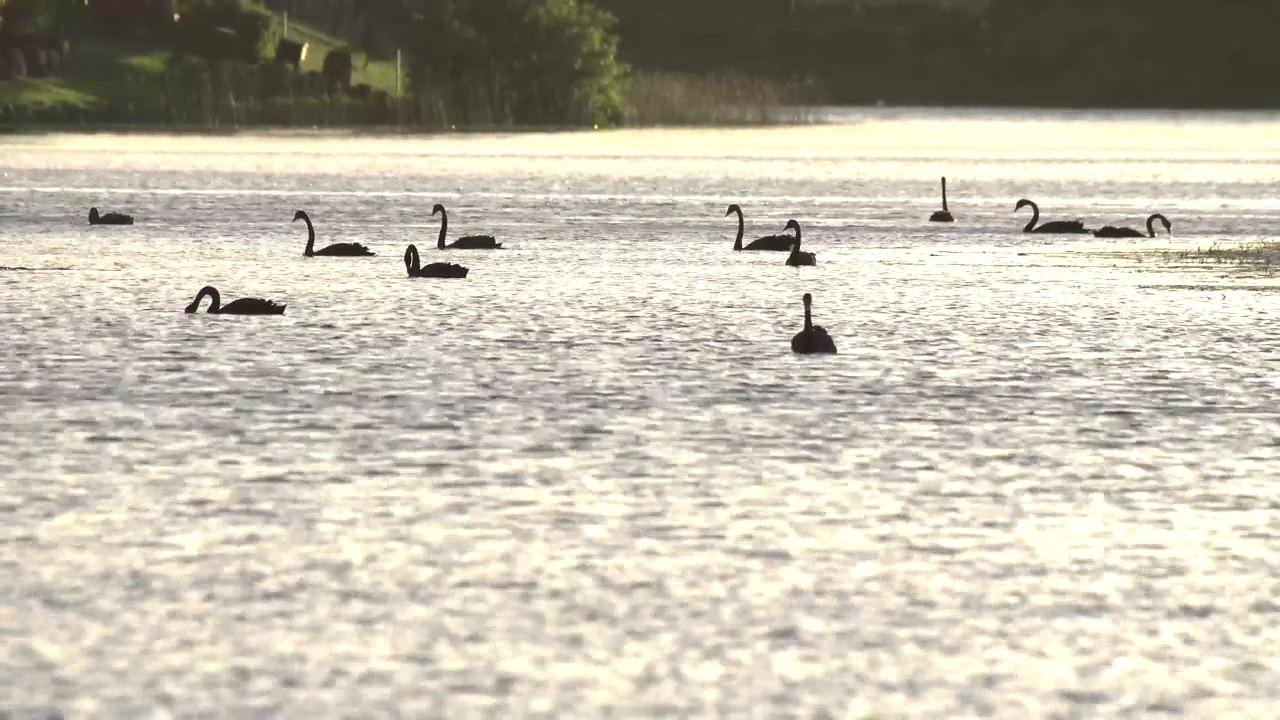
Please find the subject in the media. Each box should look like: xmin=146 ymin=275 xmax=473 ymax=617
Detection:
xmin=625 ymin=72 xmax=822 ymax=126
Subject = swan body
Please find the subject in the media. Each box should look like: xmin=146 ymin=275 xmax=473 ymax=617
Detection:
xmin=89 ymin=207 xmax=133 ymax=225
xmin=929 ymin=177 xmax=954 ymax=222
xmin=184 ymin=286 xmax=285 ymax=315
xmin=294 ymin=210 xmax=375 ymax=257
xmin=1015 ymin=199 xmax=1088 ymax=234
xmin=783 ymin=220 xmax=816 ymax=266
xmin=1093 ymin=213 xmax=1172 ymax=238
xmin=433 ymin=204 xmax=502 ymax=249
xmin=791 ymin=293 xmax=837 ymax=354
xmin=726 ymin=204 xmax=794 ymax=251
xmin=404 ymin=244 xmax=468 ymax=278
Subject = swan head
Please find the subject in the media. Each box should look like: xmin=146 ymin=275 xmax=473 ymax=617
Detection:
xmin=1158 ymin=216 xmax=1172 ymax=233
xmin=785 ymin=219 xmax=800 ymax=233
xmin=803 ymin=292 xmax=812 ymax=307
xmin=725 ymin=204 xmax=740 ymax=217
xmin=89 ymin=207 xmax=99 ymax=220
xmin=431 ymin=203 xmax=445 ymax=216
xmin=183 ymin=299 xmax=199 ymax=313
xmin=292 ymin=210 xmax=307 ymax=222
xmin=1014 ymin=199 xmax=1034 ymax=212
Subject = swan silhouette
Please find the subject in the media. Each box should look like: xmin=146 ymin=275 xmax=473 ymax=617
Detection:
xmin=293 ymin=210 xmax=374 ymax=257
xmin=433 ymin=204 xmax=502 ymax=249
xmin=184 ymin=286 xmax=285 ymax=315
xmin=791 ymin=293 xmax=837 ymax=354
xmin=1093 ymin=213 xmax=1172 ymax=238
xmin=726 ymin=204 xmax=794 ymax=251
xmin=89 ymin=207 xmax=133 ymax=225
xmin=929 ymin=177 xmax=954 ymax=222
xmin=404 ymin=244 xmax=469 ymax=278
xmin=1015 ymin=199 xmax=1088 ymax=234
xmin=783 ymin=220 xmax=816 ymax=266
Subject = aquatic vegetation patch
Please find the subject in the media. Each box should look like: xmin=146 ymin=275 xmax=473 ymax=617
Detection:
xmin=1078 ymin=241 xmax=1280 ymax=279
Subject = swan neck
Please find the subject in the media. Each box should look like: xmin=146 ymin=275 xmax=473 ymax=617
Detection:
xmin=804 ymin=304 xmax=813 ymax=332
xmin=941 ymin=178 xmax=948 ymax=211
xmin=303 ymin=215 xmax=315 ymax=255
xmin=793 ymin=224 xmax=801 ymax=247
xmin=437 ymin=210 xmax=448 ymax=249
xmin=1023 ymin=202 xmax=1039 ymax=232
xmin=205 ymin=287 xmax=220 ymax=313
xmin=732 ymin=207 xmax=744 ymax=250
xmin=406 ymin=245 xmax=419 ymax=274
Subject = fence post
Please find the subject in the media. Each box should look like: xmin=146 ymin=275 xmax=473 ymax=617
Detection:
xmin=396 ymin=49 xmax=402 ymax=96
xmin=283 ymin=11 xmax=289 ymax=38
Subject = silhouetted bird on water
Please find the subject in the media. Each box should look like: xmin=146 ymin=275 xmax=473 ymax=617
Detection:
xmin=89 ymin=207 xmax=133 ymax=225
xmin=791 ymin=293 xmax=837 ymax=354
xmin=1015 ymin=199 xmax=1088 ymax=234
xmin=783 ymin=220 xmax=816 ymax=266
xmin=929 ymin=177 xmax=954 ymax=222
xmin=293 ymin=210 xmax=374 ymax=257
xmin=433 ymin=204 xmax=503 ymax=249
xmin=404 ymin=244 xmax=468 ymax=278
xmin=726 ymin=203 xmax=795 ymax=251
xmin=184 ymin=286 xmax=285 ymax=315
xmin=1093 ymin=213 xmax=1172 ymax=238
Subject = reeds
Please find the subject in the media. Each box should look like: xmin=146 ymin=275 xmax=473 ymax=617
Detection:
xmin=625 ymin=72 xmax=821 ymax=126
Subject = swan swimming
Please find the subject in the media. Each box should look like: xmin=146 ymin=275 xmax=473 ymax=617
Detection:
xmin=293 ymin=210 xmax=375 ymax=257
xmin=184 ymin=286 xmax=286 ymax=315
xmin=791 ymin=293 xmax=836 ymax=354
xmin=726 ymin=204 xmax=795 ymax=251
xmin=433 ymin=204 xmax=503 ymax=249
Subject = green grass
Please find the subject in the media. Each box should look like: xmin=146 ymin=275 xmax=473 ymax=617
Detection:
xmin=278 ymin=19 xmax=402 ymax=95
xmin=0 ymin=15 xmax=401 ymax=122
xmin=0 ymin=77 xmax=97 ymax=108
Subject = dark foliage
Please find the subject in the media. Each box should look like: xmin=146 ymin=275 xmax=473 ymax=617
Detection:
xmin=405 ymin=0 xmax=628 ymax=127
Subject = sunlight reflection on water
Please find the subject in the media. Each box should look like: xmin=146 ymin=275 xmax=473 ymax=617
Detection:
xmin=3 ymin=109 xmax=1280 ymax=717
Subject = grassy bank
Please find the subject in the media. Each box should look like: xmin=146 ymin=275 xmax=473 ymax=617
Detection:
xmin=0 ymin=12 xmax=403 ymax=128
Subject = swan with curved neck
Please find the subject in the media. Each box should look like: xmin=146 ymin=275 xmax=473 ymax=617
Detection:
xmin=726 ymin=204 xmax=795 ymax=251
xmin=783 ymin=220 xmax=816 ymax=266
xmin=1015 ymin=199 xmax=1088 ymax=234
xmin=929 ymin=177 xmax=954 ymax=222
xmin=89 ymin=207 xmax=133 ymax=225
xmin=791 ymin=293 xmax=837 ymax=354
xmin=1093 ymin=213 xmax=1172 ymax=238
xmin=184 ymin=286 xmax=285 ymax=315
xmin=433 ymin=204 xmax=502 ymax=249
xmin=293 ymin=210 xmax=374 ymax=257
xmin=404 ymin=244 xmax=469 ymax=278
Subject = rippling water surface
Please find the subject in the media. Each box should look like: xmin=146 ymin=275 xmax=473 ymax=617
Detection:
xmin=4 ymin=109 xmax=1280 ymax=717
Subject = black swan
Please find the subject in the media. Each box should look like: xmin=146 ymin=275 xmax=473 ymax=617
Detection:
xmin=89 ymin=207 xmax=133 ymax=225
xmin=726 ymin=204 xmax=795 ymax=251
xmin=783 ymin=220 xmax=816 ymax=266
xmin=404 ymin=244 xmax=469 ymax=278
xmin=433 ymin=204 xmax=502 ymax=249
xmin=1015 ymin=199 xmax=1088 ymax=234
xmin=791 ymin=293 xmax=837 ymax=354
xmin=1093 ymin=213 xmax=1172 ymax=238
xmin=184 ymin=286 xmax=285 ymax=315
xmin=929 ymin=177 xmax=954 ymax=222
xmin=293 ymin=210 xmax=374 ymax=257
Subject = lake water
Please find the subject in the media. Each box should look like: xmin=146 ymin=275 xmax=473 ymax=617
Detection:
xmin=3 ymin=109 xmax=1280 ymax=718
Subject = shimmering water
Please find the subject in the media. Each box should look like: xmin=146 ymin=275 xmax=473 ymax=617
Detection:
xmin=4 ymin=109 xmax=1280 ymax=718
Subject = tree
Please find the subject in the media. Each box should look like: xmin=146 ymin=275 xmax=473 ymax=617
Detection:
xmin=406 ymin=0 xmax=628 ymax=127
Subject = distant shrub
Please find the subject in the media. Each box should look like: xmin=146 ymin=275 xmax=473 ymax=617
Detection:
xmin=173 ymin=0 xmax=276 ymax=64
xmin=406 ymin=0 xmax=629 ymax=128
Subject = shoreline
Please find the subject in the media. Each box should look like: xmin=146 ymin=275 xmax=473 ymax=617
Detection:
xmin=4 ymin=104 xmax=1280 ymax=137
